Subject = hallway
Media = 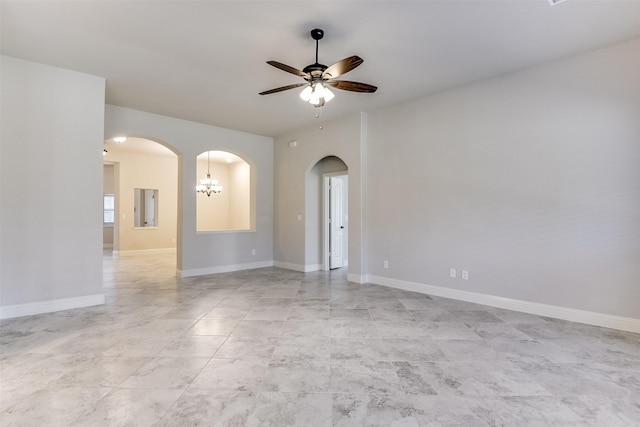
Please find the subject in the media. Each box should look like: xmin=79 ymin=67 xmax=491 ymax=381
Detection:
xmin=1 ymin=253 xmax=639 ymax=425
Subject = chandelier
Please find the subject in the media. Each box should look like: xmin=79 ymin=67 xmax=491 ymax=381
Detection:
xmin=196 ymin=151 xmax=222 ymax=197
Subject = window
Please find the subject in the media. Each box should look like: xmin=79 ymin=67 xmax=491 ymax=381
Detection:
xmin=104 ymin=194 xmax=115 ymax=225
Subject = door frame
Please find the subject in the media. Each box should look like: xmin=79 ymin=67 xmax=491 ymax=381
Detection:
xmin=322 ymin=170 xmax=348 ymax=271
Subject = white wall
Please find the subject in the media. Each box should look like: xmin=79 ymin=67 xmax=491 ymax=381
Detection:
xmin=1 ymin=56 xmax=105 ymax=317
xmin=366 ymin=38 xmax=640 ymax=320
xmin=104 ymin=105 xmax=273 ymax=277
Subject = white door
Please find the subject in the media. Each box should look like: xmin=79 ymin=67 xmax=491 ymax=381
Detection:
xmin=329 ymin=177 xmax=344 ymax=269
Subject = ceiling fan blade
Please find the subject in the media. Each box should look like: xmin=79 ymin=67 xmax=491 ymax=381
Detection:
xmin=322 ymin=56 xmax=363 ymax=79
xmin=259 ymin=83 xmax=307 ymax=96
xmin=326 ymin=80 xmax=377 ymax=93
xmin=266 ymin=61 xmax=309 ymax=78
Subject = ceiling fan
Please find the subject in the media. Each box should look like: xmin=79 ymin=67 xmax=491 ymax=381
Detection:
xmin=259 ymin=28 xmax=377 ymax=107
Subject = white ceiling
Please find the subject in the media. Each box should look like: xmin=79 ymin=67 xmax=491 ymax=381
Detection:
xmin=2 ymin=1 xmax=640 ymax=137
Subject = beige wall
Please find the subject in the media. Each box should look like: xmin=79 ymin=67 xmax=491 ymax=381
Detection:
xmin=103 ymin=164 xmax=115 ymax=193
xmin=228 ymin=161 xmax=251 ymax=230
xmin=103 ymin=164 xmax=115 ymax=247
xmin=196 ymin=157 xmax=230 ymax=230
xmin=106 ymin=147 xmax=178 ymax=252
xmin=196 ymin=157 xmax=251 ymax=231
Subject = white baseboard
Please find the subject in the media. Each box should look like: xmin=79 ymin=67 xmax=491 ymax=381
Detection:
xmin=113 ymin=248 xmax=176 ymax=256
xmin=304 ymin=264 xmax=322 ymax=272
xmin=347 ymin=273 xmax=367 ymax=284
xmin=0 ymin=294 xmax=105 ymax=319
xmin=273 ymin=261 xmax=305 ymax=272
xmin=114 ymin=248 xmax=177 ymax=256
xmin=366 ymin=275 xmax=640 ymax=334
xmin=178 ymin=260 xmax=274 ymax=278
xmin=273 ymin=261 xmax=323 ymax=273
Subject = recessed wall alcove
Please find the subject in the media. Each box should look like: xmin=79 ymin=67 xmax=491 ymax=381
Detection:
xmin=196 ymin=150 xmax=254 ymax=232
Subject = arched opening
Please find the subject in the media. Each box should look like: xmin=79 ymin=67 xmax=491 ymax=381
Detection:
xmin=196 ymin=150 xmax=253 ymax=232
xmin=103 ymin=137 xmax=180 ymax=272
xmin=305 ymin=156 xmax=349 ymax=271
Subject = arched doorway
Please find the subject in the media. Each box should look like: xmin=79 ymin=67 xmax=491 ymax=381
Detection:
xmin=305 ymin=156 xmax=348 ymax=271
xmin=103 ymin=136 xmax=181 ymax=273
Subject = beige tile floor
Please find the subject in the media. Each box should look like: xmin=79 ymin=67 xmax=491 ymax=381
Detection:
xmin=1 ymin=251 xmax=639 ymax=426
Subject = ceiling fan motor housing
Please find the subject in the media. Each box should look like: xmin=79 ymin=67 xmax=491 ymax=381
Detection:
xmin=310 ymin=28 xmax=324 ymax=40
xmin=302 ymin=63 xmax=327 ymax=78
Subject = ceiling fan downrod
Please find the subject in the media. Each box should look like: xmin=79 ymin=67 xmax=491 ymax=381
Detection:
xmin=303 ymin=29 xmax=327 ymax=77
xmin=311 ymin=28 xmax=323 ymax=64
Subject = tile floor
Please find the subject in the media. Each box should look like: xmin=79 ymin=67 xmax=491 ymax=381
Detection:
xmin=1 ymin=252 xmax=639 ymax=426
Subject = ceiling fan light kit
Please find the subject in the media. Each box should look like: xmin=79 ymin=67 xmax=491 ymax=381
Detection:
xmin=299 ymin=83 xmax=335 ymax=107
xmin=259 ymin=28 xmax=377 ymax=108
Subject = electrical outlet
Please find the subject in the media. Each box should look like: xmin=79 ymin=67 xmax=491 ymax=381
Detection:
xmin=251 ymin=249 xmax=256 ymax=256
xmin=450 ymin=268 xmax=457 ymax=278
xmin=462 ymin=270 xmax=469 ymax=280
xmin=383 ymin=260 xmax=389 ymax=269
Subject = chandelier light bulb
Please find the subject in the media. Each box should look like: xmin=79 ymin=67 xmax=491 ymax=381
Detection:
xmin=300 ymin=86 xmax=313 ymax=102
xmin=323 ymin=87 xmax=335 ymax=102
xmin=309 ymin=89 xmax=321 ymax=106
xmin=314 ymin=83 xmax=326 ymax=98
